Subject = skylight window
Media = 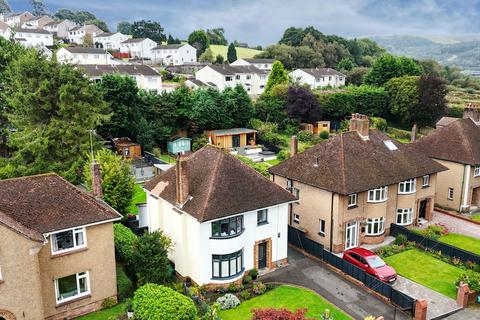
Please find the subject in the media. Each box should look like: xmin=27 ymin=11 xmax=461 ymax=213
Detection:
xmin=384 ymin=140 xmax=398 ymax=151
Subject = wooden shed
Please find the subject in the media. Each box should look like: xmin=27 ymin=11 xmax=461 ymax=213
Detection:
xmin=301 ymin=121 xmax=331 ymax=135
xmin=167 ymin=137 xmax=192 ymax=154
xmin=206 ymin=128 xmax=257 ymax=149
xmin=112 ymin=137 xmax=142 ymax=160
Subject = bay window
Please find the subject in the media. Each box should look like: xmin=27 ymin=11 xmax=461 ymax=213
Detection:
xmin=55 ymin=272 xmax=89 ymax=303
xmin=366 ymin=217 xmax=385 ymax=236
xmin=396 ymin=208 xmax=413 ymax=225
xmin=398 ymin=178 xmax=416 ymax=194
xmin=367 ymin=186 xmax=388 ymax=202
xmin=211 ymin=215 xmax=243 ymax=238
xmin=51 ymin=227 xmax=86 ymax=254
xmin=212 ymin=250 xmax=243 ymax=279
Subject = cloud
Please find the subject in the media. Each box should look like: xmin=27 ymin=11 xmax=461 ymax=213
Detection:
xmin=9 ymin=0 xmax=480 ymax=44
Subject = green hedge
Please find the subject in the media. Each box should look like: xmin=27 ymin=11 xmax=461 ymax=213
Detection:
xmin=113 ymin=223 xmax=137 ymax=264
xmin=117 ymin=265 xmax=133 ymax=301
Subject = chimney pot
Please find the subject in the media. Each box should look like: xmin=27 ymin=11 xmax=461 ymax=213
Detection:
xmin=91 ymin=159 xmax=103 ymax=198
xmin=290 ymin=136 xmax=298 ymax=157
xmin=349 ymin=113 xmax=370 ymax=139
xmin=176 ymin=154 xmax=189 ymax=206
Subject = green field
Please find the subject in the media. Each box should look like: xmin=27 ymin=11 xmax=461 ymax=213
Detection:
xmin=446 ymin=85 xmax=480 ymax=109
xmin=384 ymin=249 xmax=463 ymax=299
xmin=210 ymin=44 xmax=263 ymax=59
xmin=219 ymin=285 xmax=351 ymax=320
xmin=439 ymin=233 xmax=480 ymax=255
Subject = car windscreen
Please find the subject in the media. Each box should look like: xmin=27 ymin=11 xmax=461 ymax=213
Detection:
xmin=366 ymin=256 xmax=386 ymax=269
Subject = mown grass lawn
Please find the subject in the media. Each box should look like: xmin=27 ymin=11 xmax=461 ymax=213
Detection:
xmin=76 ymin=303 xmax=126 ymax=320
xmin=439 ymin=233 xmax=480 ymax=255
xmin=210 ymin=44 xmax=263 ymax=59
xmin=127 ymin=184 xmax=146 ymax=214
xmin=473 ymin=214 xmax=480 ymax=222
xmin=384 ymin=249 xmax=463 ymax=299
xmin=219 ymin=285 xmax=352 ymax=320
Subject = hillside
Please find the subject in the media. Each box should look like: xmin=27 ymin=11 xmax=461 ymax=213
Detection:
xmin=210 ymin=45 xmax=262 ymax=59
xmin=446 ymin=85 xmax=480 ymax=109
xmin=370 ymin=35 xmax=480 ymax=70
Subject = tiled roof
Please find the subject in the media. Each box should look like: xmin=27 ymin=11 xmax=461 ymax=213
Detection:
xmin=80 ymin=64 xmax=160 ymax=77
xmin=206 ymin=64 xmax=268 ymax=75
xmin=64 ymin=46 xmax=108 ymax=54
xmin=152 ymin=44 xmax=185 ymax=50
xmin=121 ymin=38 xmax=151 ymax=44
xmin=0 ymin=173 xmax=122 ymax=242
xmin=243 ymin=58 xmax=275 ymax=63
xmin=435 ymin=116 xmax=459 ymax=127
xmin=16 ymin=27 xmax=51 ymax=34
xmin=412 ymin=118 xmax=480 ymax=165
xmin=269 ymin=130 xmax=447 ymax=195
xmin=144 ymin=146 xmax=296 ymax=222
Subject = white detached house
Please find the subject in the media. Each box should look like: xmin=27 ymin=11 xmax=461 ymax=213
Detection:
xmin=119 ymin=38 xmax=157 ymax=59
xmin=93 ymin=32 xmax=130 ymax=50
xmin=151 ymin=43 xmax=197 ymax=65
xmin=56 ymin=47 xmax=116 ymax=65
xmin=289 ymin=68 xmax=346 ymax=89
xmin=142 ymin=146 xmax=296 ymax=285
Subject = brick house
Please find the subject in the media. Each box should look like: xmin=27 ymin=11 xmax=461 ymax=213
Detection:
xmin=142 ymin=146 xmax=296 ymax=285
xmin=0 ymin=173 xmax=121 ymax=319
xmin=269 ymin=114 xmax=447 ymax=253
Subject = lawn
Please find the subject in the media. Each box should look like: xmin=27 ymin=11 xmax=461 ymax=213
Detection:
xmin=158 ymin=153 xmax=176 ymax=164
xmin=384 ymin=249 xmax=463 ymax=299
xmin=127 ymin=183 xmax=147 ymax=214
xmin=210 ymin=44 xmax=263 ymax=59
xmin=439 ymin=233 xmax=480 ymax=255
xmin=265 ymin=158 xmax=282 ymax=166
xmin=473 ymin=214 xmax=480 ymax=222
xmin=76 ymin=303 xmax=126 ymax=320
xmin=219 ymin=285 xmax=352 ymax=320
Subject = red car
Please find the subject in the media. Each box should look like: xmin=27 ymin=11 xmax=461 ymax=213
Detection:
xmin=343 ymin=247 xmax=397 ymax=283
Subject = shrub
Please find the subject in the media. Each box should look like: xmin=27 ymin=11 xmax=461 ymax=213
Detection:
xmin=113 ymin=223 xmax=137 ymax=264
xmin=101 ymin=297 xmax=117 ymax=309
xmin=216 ymin=293 xmax=241 ymax=310
xmin=243 ymin=275 xmax=252 ymax=284
xmin=370 ymin=117 xmax=388 ymax=131
xmin=394 ymin=234 xmax=408 ymax=246
xmin=190 ymin=285 xmax=201 ymax=297
xmin=252 ymin=308 xmax=310 ymax=320
xmin=296 ymin=130 xmax=314 ymax=142
xmin=202 ymin=303 xmax=220 ymax=320
xmin=214 ymin=286 xmax=226 ymax=294
xmin=319 ymin=130 xmax=329 ymax=139
xmin=192 ymin=135 xmax=209 ymax=151
xmin=252 ymin=281 xmax=267 ymax=295
xmin=117 ymin=265 xmax=134 ymax=301
xmin=228 ymin=283 xmax=240 ymax=293
xmin=239 ymin=289 xmax=251 ymax=300
xmin=277 ymin=149 xmax=290 ymax=161
xmin=250 ymin=268 xmax=259 ymax=279
xmin=455 ymin=271 xmax=480 ymax=292
xmin=419 ymin=224 xmax=447 ymax=240
xmin=132 ymin=283 xmax=197 ymax=320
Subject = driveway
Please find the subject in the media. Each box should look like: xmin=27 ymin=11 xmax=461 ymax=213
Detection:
xmin=260 ymin=247 xmax=409 ymax=320
xmin=422 ymin=211 xmax=480 ymax=239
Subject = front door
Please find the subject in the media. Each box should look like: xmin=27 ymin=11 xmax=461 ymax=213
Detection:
xmin=345 ymin=221 xmax=358 ymax=250
xmin=419 ymin=199 xmax=428 ymax=219
xmin=258 ymin=242 xmax=267 ymax=269
xmin=232 ymin=134 xmax=241 ymax=148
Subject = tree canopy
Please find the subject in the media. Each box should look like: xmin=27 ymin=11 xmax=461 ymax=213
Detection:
xmin=206 ymin=28 xmax=228 ymax=45
xmin=131 ymin=20 xmax=166 ymax=43
xmin=286 ymin=86 xmax=323 ymax=124
xmin=30 ymin=0 xmax=48 ymax=16
xmin=365 ymin=54 xmax=423 ymax=86
xmin=117 ymin=21 xmax=132 ymax=34
xmin=227 ymin=43 xmax=237 ymax=63
xmin=0 ymin=0 xmax=11 ymax=14
xmin=188 ymin=30 xmax=210 ymax=58
xmin=264 ymin=60 xmax=288 ymax=93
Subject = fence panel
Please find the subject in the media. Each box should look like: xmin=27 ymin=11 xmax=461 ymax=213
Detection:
xmin=365 ymin=274 xmax=392 ymax=298
xmin=391 ymin=288 xmax=415 ymax=311
xmin=304 ymin=238 xmax=324 ymax=260
xmin=288 ymin=225 xmax=306 ymax=249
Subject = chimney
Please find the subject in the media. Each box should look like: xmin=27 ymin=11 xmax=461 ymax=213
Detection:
xmin=463 ymin=103 xmax=480 ymax=124
xmin=411 ymin=124 xmax=418 ymax=142
xmin=91 ymin=159 xmax=103 ymax=198
xmin=290 ymin=135 xmax=298 ymax=157
xmin=349 ymin=113 xmax=370 ymax=140
xmin=175 ymin=154 xmax=189 ymax=206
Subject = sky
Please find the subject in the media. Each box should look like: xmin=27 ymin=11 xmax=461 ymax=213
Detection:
xmin=9 ymin=0 xmax=480 ymax=45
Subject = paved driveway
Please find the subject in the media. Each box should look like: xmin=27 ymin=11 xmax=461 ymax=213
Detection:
xmin=260 ymin=247 xmax=409 ymax=320
xmin=423 ymin=211 xmax=480 ymax=239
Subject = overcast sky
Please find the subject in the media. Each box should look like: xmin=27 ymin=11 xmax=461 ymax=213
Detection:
xmin=9 ymin=0 xmax=480 ymax=45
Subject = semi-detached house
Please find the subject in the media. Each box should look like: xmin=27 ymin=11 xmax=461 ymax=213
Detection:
xmin=289 ymin=68 xmax=346 ymax=88
xmin=142 ymin=146 xmax=296 ymax=285
xmin=119 ymin=38 xmax=157 ymax=59
xmin=269 ymin=114 xmax=447 ymax=253
xmin=0 ymin=173 xmax=121 ymax=320
xmin=14 ymin=28 xmax=53 ymax=47
xmin=93 ymin=32 xmax=130 ymax=51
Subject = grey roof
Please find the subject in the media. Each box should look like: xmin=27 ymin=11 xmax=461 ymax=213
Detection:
xmin=207 ymin=128 xmax=257 ymax=136
xmin=206 ymin=64 xmax=268 ymax=75
xmin=153 ymin=44 xmax=185 ymax=50
xmin=80 ymin=64 xmax=160 ymax=77
xmin=16 ymin=28 xmax=51 ymax=35
xmin=298 ymin=68 xmax=346 ymax=77
xmin=96 ymin=32 xmax=116 ymax=37
xmin=187 ymin=79 xmax=210 ymax=87
xmin=64 ymin=46 xmax=108 ymax=54
xmin=243 ymin=58 xmax=275 ymax=63
xmin=121 ymin=38 xmax=152 ymax=44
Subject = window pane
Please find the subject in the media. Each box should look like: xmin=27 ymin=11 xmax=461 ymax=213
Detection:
xmin=220 ymin=222 xmax=229 ymax=236
xmin=213 ymin=260 xmax=219 ymax=277
xmin=57 ymin=274 xmax=78 ymax=300
xmin=212 ymin=222 xmax=220 ymax=236
xmin=54 ymin=231 xmax=74 ymax=251
xmin=221 ymin=260 xmax=229 ymax=277
xmin=75 ymin=230 xmax=84 ymax=246
xmin=230 ymin=258 xmax=236 ymax=275
xmin=237 ymin=255 xmax=242 ymax=272
xmin=79 ymin=275 xmax=88 ymax=293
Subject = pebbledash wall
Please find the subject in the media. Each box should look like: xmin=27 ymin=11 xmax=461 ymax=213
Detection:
xmin=145 ymin=193 xmax=289 ymax=285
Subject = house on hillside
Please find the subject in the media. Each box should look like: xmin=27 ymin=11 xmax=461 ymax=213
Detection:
xmin=195 ymin=65 xmax=268 ymax=96
xmin=142 ymin=146 xmax=296 ymax=285
xmin=269 ymin=114 xmax=447 ymax=253
xmin=412 ymin=107 xmax=480 ymax=213
xmin=231 ymin=58 xmax=275 ymax=71
xmin=0 ymin=21 xmax=12 ymax=39
xmin=56 ymin=46 xmax=116 ymax=65
xmin=21 ymin=15 xmax=54 ymax=29
xmin=289 ymin=68 xmax=346 ymax=88
xmin=2 ymin=11 xmax=34 ymax=27
xmin=0 ymin=173 xmax=121 ymax=319
xmin=151 ymin=43 xmax=197 ymax=65
xmin=68 ymin=24 xmax=104 ymax=44
xmin=119 ymin=38 xmax=157 ymax=59
xmin=14 ymin=28 xmax=53 ymax=47
xmin=80 ymin=64 xmax=162 ymax=92
xmin=93 ymin=32 xmax=130 ymax=50
xmin=43 ymin=19 xmax=77 ymax=38
xmin=206 ymin=128 xmax=257 ymax=149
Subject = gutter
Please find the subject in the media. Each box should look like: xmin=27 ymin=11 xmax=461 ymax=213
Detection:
xmin=329 ymin=192 xmax=334 ymax=252
xmin=460 ymin=164 xmax=471 ymax=212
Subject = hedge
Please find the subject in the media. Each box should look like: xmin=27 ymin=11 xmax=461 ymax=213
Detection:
xmin=113 ymin=223 xmax=137 ymax=264
xmin=116 ymin=265 xmax=133 ymax=301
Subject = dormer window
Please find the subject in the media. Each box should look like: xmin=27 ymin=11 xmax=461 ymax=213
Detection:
xmin=398 ymin=178 xmax=416 ymax=194
xmin=51 ymin=227 xmax=86 ymax=254
xmin=368 ymin=186 xmax=388 ymax=202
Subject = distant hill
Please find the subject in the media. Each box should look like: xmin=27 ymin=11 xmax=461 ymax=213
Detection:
xmin=209 ymin=45 xmax=262 ymax=59
xmin=370 ymin=35 xmax=480 ymax=70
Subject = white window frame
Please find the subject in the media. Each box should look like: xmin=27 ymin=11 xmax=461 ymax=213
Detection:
xmin=50 ymin=227 xmax=87 ymax=255
xmin=475 ymin=165 xmax=480 ymax=177
xmin=257 ymin=209 xmax=268 ymax=225
xmin=365 ymin=217 xmax=385 ymax=236
xmin=293 ymin=213 xmax=300 ymax=224
xmin=54 ymin=271 xmax=90 ymax=304
xmin=448 ymin=188 xmax=454 ymax=200
xmin=398 ymin=178 xmax=416 ymax=194
xmin=292 ymin=187 xmax=300 ymax=200
xmin=0 ymin=265 xmax=3 ymax=281
xmin=347 ymin=193 xmax=357 ymax=207
xmin=367 ymin=186 xmax=388 ymax=203
xmin=396 ymin=208 xmax=413 ymax=226
xmin=319 ymin=219 xmax=326 ymax=236
xmin=422 ymin=175 xmax=430 ymax=187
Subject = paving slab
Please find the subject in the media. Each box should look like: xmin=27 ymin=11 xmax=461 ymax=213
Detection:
xmin=444 ymin=307 xmax=480 ymax=319
xmin=421 ymin=211 xmax=480 ymax=239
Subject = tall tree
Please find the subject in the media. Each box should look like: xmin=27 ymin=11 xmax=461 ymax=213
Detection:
xmin=130 ymin=20 xmax=166 ymax=43
xmin=84 ymin=18 xmax=109 ymax=32
xmin=215 ymin=54 xmax=224 ymax=64
xmin=365 ymin=54 xmax=422 ymax=86
xmin=30 ymin=0 xmax=48 ymax=16
xmin=224 ymin=85 xmax=254 ymax=127
xmin=0 ymin=0 xmax=11 ymax=14
xmin=167 ymin=34 xmax=175 ymax=44
xmin=227 ymin=42 xmax=237 ymax=63
xmin=264 ymin=60 xmax=288 ymax=93
xmin=414 ymin=76 xmax=448 ymax=128
xmin=385 ymin=76 xmax=419 ymax=126
xmin=188 ymin=30 xmax=209 ymax=58
xmin=206 ymin=28 xmax=227 ymax=45
xmin=2 ymin=50 xmax=108 ymax=183
xmin=117 ymin=21 xmax=132 ymax=34
xmin=286 ymin=86 xmax=323 ymax=124
xmin=54 ymin=9 xmax=95 ymax=24
xmin=83 ymin=149 xmax=135 ymax=215
xmin=198 ymin=47 xmax=214 ymax=63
